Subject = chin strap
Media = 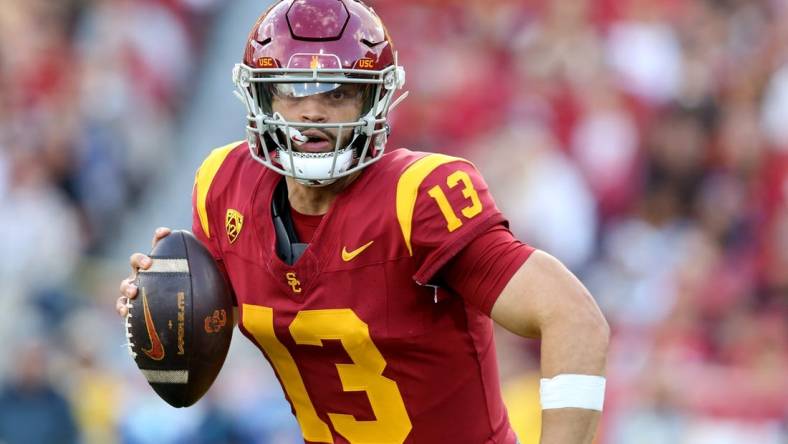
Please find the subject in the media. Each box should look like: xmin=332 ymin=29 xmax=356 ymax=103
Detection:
xmin=271 ymin=179 xmax=308 ymax=265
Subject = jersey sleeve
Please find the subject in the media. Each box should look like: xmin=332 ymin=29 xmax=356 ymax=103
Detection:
xmin=395 ymin=154 xmax=507 ymax=285
xmin=191 ymin=142 xmax=240 ymax=305
xmin=441 ymin=224 xmax=535 ymax=315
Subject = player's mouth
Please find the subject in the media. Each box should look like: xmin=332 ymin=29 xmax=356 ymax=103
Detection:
xmin=295 ymin=129 xmax=333 ymax=153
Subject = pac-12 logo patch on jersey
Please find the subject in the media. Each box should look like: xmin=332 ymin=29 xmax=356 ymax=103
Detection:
xmin=225 ymin=209 xmax=243 ymax=243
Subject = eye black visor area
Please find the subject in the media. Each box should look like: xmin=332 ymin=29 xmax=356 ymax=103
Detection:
xmin=253 ymin=82 xmax=375 ymax=116
xmin=273 ymin=82 xmax=342 ymax=98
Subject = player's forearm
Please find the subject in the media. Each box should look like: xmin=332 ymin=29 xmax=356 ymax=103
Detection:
xmin=538 ymin=315 xmax=608 ymax=444
xmin=490 ymin=251 xmax=610 ymax=443
xmin=540 ymin=408 xmax=601 ymax=444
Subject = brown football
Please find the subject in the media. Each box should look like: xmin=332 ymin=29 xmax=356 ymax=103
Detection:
xmin=125 ymin=230 xmax=233 ymax=407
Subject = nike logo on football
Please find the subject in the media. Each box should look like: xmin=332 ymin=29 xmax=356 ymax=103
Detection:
xmin=141 ymin=288 xmax=165 ymax=361
xmin=341 ymin=241 xmax=374 ymax=262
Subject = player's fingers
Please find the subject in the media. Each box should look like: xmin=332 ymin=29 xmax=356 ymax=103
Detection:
xmin=152 ymin=227 xmax=171 ymax=248
xmin=120 ymin=277 xmax=137 ymax=299
xmin=119 ymin=277 xmax=128 ymax=296
xmin=119 ymin=277 xmax=138 ymax=298
xmin=130 ymin=252 xmax=151 ymax=270
xmin=116 ymin=296 xmax=129 ymax=317
xmin=117 ymin=276 xmax=139 ymax=317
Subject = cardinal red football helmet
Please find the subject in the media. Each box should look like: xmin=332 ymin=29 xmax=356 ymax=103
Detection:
xmin=233 ymin=0 xmax=406 ymax=186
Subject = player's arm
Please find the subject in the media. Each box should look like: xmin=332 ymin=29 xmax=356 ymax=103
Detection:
xmin=404 ymin=155 xmax=608 ymax=443
xmin=191 ymin=143 xmax=243 ymax=325
xmin=442 ymin=227 xmax=608 ymax=444
xmin=491 ymin=250 xmax=609 ymax=444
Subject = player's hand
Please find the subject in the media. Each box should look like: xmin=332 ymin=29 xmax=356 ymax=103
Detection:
xmin=116 ymin=227 xmax=171 ymax=318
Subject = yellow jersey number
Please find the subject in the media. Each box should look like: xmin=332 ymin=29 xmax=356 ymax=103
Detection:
xmin=242 ymin=304 xmax=412 ymax=444
xmin=427 ymin=170 xmax=483 ymax=232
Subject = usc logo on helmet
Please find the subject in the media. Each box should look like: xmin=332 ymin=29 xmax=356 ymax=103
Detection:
xmin=257 ymin=57 xmax=276 ymax=68
xmin=357 ymin=58 xmax=375 ymax=69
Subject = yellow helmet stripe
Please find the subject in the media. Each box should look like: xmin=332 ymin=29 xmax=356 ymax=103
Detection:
xmin=396 ymin=154 xmax=471 ymax=256
xmin=194 ymin=142 xmax=242 ymax=238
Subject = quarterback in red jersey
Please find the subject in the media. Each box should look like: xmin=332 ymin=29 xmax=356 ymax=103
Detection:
xmin=118 ymin=1 xmax=609 ymax=443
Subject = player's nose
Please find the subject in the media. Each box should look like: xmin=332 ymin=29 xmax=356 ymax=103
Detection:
xmin=297 ymin=96 xmax=328 ymax=123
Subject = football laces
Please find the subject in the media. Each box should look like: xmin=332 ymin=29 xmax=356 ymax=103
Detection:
xmin=123 ymin=298 xmax=137 ymax=358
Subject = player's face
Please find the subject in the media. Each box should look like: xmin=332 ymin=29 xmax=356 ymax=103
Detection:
xmin=271 ymin=84 xmax=365 ymax=153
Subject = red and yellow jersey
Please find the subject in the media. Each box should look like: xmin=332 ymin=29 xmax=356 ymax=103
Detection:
xmin=192 ymin=142 xmax=518 ymax=444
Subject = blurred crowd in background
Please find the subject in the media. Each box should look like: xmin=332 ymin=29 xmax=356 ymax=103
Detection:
xmin=0 ymin=0 xmax=786 ymax=443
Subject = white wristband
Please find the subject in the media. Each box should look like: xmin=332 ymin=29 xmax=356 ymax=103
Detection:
xmin=539 ymin=374 xmax=606 ymax=411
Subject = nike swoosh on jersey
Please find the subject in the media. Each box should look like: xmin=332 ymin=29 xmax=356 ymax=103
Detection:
xmin=141 ymin=288 xmax=165 ymax=361
xmin=341 ymin=240 xmax=374 ymax=262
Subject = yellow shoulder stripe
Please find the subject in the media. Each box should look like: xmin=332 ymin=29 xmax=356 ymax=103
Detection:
xmin=396 ymin=153 xmax=470 ymax=256
xmin=195 ymin=141 xmax=242 ymax=238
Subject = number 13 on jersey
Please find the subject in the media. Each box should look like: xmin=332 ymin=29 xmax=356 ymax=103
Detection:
xmin=242 ymin=304 xmax=412 ymax=443
xmin=428 ymin=170 xmax=483 ymax=232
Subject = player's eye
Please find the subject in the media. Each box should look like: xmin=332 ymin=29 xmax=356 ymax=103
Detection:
xmin=327 ymin=85 xmax=363 ymax=102
xmin=329 ymin=90 xmax=346 ymax=101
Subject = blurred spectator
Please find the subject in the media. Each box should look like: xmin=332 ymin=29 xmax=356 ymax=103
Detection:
xmin=569 ymin=73 xmax=641 ymax=217
xmin=479 ymin=124 xmax=598 ymax=269
xmin=605 ymin=0 xmax=683 ymax=105
xmin=0 ymin=341 xmax=79 ymax=444
xmin=762 ymin=64 xmax=788 ymax=150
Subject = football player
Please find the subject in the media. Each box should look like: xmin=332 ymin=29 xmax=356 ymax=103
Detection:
xmin=118 ymin=1 xmax=609 ymax=443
